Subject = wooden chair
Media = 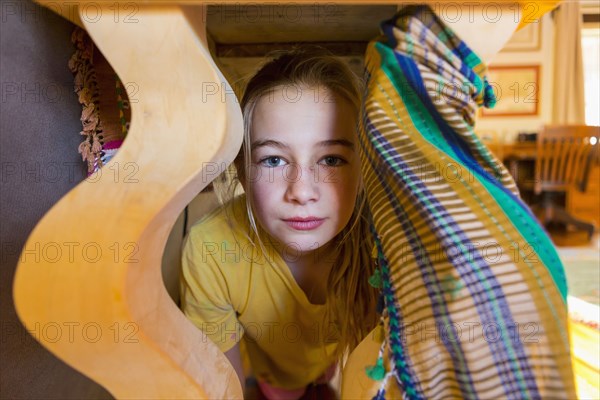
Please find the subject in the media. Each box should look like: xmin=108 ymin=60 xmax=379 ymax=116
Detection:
xmin=534 ymin=125 xmax=600 ymax=240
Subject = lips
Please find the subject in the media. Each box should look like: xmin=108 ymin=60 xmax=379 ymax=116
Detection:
xmin=283 ymin=217 xmax=325 ymax=231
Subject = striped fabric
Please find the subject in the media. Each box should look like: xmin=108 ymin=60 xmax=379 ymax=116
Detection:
xmin=359 ymin=7 xmax=576 ymax=399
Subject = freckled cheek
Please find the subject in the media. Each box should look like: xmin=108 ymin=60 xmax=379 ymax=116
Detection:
xmin=325 ymin=173 xmax=360 ymax=207
xmin=328 ymin=167 xmax=361 ymax=188
xmin=250 ymin=180 xmax=275 ymax=204
xmin=247 ymin=170 xmax=286 ymax=212
xmin=248 ymin=187 xmax=275 ymax=229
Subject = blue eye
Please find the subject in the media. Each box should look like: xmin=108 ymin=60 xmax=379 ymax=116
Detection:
xmin=261 ymin=156 xmax=285 ymax=167
xmin=319 ymin=156 xmax=346 ymax=167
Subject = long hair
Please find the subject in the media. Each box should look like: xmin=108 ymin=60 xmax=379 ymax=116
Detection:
xmin=215 ymin=46 xmax=378 ymax=357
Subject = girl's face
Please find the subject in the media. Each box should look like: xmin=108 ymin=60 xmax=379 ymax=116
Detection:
xmin=247 ymin=85 xmax=361 ymax=256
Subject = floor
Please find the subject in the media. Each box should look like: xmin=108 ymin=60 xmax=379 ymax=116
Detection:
xmin=553 ymin=230 xmax=599 ymax=399
xmin=553 ymin=229 xmax=600 ymax=306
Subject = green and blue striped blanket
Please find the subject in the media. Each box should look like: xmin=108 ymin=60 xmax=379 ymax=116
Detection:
xmin=360 ymin=6 xmax=576 ymax=399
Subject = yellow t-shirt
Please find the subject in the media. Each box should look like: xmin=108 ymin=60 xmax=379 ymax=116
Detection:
xmin=180 ymin=195 xmax=338 ymax=389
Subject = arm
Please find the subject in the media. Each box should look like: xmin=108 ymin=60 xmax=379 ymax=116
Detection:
xmin=224 ymin=341 xmax=246 ymax=394
xmin=180 ymin=226 xmax=247 ymax=386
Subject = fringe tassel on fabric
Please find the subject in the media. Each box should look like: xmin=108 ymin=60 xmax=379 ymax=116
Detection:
xmin=69 ymin=27 xmax=103 ymax=175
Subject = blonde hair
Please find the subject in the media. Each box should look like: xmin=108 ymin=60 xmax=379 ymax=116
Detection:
xmin=216 ymin=46 xmax=378 ymax=357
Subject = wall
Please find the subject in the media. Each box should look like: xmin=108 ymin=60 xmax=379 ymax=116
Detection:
xmin=0 ymin=1 xmax=112 ymax=398
xmin=476 ymin=13 xmax=555 ymax=143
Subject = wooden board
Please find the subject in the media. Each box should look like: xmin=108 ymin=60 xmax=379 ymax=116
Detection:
xmin=13 ymin=5 xmax=244 ymax=399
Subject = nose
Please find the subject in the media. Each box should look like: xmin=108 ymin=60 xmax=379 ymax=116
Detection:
xmin=283 ymin=164 xmax=319 ymax=205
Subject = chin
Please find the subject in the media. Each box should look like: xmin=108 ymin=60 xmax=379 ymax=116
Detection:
xmin=276 ymin=234 xmax=325 ymax=254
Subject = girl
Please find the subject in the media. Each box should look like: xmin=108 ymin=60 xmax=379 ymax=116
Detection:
xmin=180 ymin=47 xmax=379 ymax=399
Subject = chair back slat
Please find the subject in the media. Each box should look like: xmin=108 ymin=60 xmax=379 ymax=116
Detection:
xmin=557 ymin=138 xmax=573 ymax=182
xmin=563 ymin=138 xmax=577 ymax=183
xmin=575 ymin=144 xmax=591 ymax=187
xmin=549 ymin=137 xmax=562 ymax=183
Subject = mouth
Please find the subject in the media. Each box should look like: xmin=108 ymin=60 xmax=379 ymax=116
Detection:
xmin=282 ymin=217 xmax=325 ymax=231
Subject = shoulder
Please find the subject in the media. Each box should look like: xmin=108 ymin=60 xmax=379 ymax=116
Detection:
xmin=187 ymin=194 xmax=250 ymax=244
xmin=182 ymin=194 xmax=258 ymax=278
xmin=181 ymin=195 xmax=253 ymax=312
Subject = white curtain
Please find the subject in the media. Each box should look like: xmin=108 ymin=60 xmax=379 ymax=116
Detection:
xmin=552 ymin=1 xmax=586 ymax=124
